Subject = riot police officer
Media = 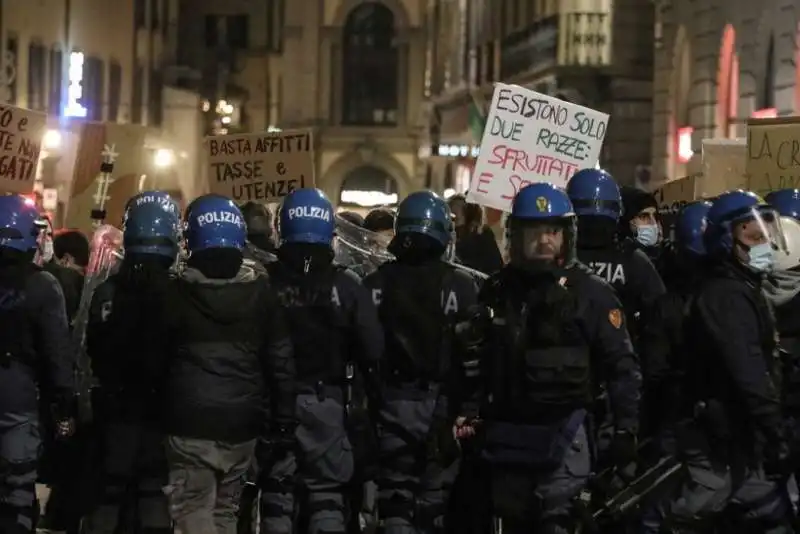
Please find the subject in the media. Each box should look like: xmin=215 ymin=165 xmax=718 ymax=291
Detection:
xmin=162 ymin=194 xmax=296 ymax=534
xmin=82 ymin=190 xmax=180 ymax=533
xmin=639 ymin=200 xmax=713 ymax=457
xmin=762 ymin=195 xmax=800 ymax=496
xmin=0 ymin=194 xmax=76 ymax=533
xmin=259 ymin=188 xmax=383 ymax=534
xmin=363 ymin=191 xmax=478 ymax=534
xmin=461 ymin=182 xmax=641 ymax=534
xmin=566 ymin=169 xmax=666 ymax=329
xmin=766 ymin=189 xmax=800 ymax=221
xmin=657 ymin=190 xmax=794 ymax=533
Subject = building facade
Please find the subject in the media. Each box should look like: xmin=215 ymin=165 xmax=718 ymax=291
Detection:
xmin=421 ymin=0 xmax=656 ymax=195
xmin=1 ymin=0 xmax=204 ymax=227
xmin=652 ymin=0 xmax=800 ymax=185
xmin=172 ymin=0 xmax=428 ymax=209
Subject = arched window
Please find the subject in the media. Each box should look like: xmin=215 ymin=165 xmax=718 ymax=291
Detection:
xmin=342 ymin=3 xmax=399 ymax=126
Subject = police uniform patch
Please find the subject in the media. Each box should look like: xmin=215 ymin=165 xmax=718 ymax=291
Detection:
xmin=608 ymin=309 xmax=622 ymax=329
xmin=536 ymin=196 xmax=549 ymax=212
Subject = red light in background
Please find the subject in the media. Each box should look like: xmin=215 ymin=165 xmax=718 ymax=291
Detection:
xmin=677 ymin=127 xmax=694 ymax=163
xmin=752 ymin=108 xmax=777 ymax=119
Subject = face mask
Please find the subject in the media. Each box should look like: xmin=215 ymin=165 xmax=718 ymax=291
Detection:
xmin=635 ymin=224 xmax=659 ymax=247
xmin=746 ymin=242 xmax=775 ymax=273
xmin=41 ymin=240 xmax=54 ymax=262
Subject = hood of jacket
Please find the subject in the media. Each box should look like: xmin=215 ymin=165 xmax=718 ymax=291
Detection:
xmin=178 ymin=263 xmax=262 ymax=324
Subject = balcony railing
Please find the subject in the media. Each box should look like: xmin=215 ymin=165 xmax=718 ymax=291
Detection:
xmin=500 ymin=11 xmax=611 ymax=80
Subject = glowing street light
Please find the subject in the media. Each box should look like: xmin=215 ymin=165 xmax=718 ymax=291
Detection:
xmin=154 ymin=148 xmax=175 ymax=169
xmin=43 ymin=130 xmax=62 ymax=150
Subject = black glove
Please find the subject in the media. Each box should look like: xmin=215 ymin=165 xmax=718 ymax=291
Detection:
xmin=609 ymin=430 xmax=638 ymax=468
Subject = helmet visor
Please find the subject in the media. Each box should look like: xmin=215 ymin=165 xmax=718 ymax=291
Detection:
xmin=731 ymin=206 xmax=787 ymax=254
xmin=508 ymin=219 xmax=571 ymax=263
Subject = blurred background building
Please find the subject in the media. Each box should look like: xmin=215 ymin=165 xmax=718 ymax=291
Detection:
xmin=1 ymin=0 xmax=204 ymax=229
xmin=419 ymin=0 xmax=656 ymax=195
xmin=170 ymin=0 xmax=429 ymax=214
xmin=651 ymin=0 xmax=800 ymax=184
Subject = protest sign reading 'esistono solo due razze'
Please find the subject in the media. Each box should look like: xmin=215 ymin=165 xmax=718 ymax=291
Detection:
xmin=467 ymin=83 xmax=609 ymax=212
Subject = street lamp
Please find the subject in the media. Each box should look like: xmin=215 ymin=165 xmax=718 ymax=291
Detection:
xmin=154 ymin=148 xmax=174 ymax=169
xmin=43 ymin=130 xmax=61 ymax=150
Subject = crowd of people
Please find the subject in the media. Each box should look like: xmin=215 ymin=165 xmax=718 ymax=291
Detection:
xmin=0 ymin=168 xmax=799 ymax=534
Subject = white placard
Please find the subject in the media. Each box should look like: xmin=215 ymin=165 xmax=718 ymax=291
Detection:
xmin=42 ymin=188 xmax=58 ymax=210
xmin=466 ymin=83 xmax=609 ymax=212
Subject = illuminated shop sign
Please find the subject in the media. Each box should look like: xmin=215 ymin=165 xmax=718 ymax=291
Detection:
xmin=64 ymin=52 xmax=87 ymax=118
xmin=435 ymin=144 xmax=480 ymax=158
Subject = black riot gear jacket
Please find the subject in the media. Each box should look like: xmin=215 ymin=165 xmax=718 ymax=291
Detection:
xmin=684 ymin=262 xmax=783 ymax=458
xmin=480 ymin=267 xmax=592 ymax=423
xmin=0 ymin=263 xmax=75 ymax=415
xmin=364 ymin=260 xmax=478 ymax=388
xmin=267 ymin=261 xmax=348 ymax=385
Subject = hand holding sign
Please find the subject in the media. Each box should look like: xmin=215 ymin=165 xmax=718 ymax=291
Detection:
xmin=205 ymin=129 xmax=316 ymax=203
xmin=466 ymin=84 xmax=609 ymax=212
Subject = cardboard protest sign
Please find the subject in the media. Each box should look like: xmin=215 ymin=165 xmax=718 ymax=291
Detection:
xmin=654 ymin=174 xmax=699 ymax=240
xmin=206 ymin=129 xmax=315 ymax=203
xmin=655 ymin=175 xmax=698 ymax=214
xmin=746 ymin=117 xmax=800 ymax=196
xmin=467 ymin=83 xmax=609 ymax=212
xmin=701 ymin=138 xmax=747 ymax=197
xmin=0 ymin=104 xmax=47 ymax=194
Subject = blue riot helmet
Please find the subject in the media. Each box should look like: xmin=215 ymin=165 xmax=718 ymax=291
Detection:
xmin=389 ymin=191 xmax=453 ymax=260
xmin=507 ymin=182 xmax=576 ymax=267
xmin=566 ymin=168 xmax=622 ymax=220
xmin=765 ymin=189 xmax=800 ymax=220
xmin=278 ymin=188 xmax=335 ymax=246
xmin=674 ymin=200 xmax=712 ymax=257
xmin=0 ymin=195 xmax=43 ymax=253
xmin=704 ymin=189 xmax=787 ymax=273
xmin=122 ymin=191 xmax=181 ymax=259
xmin=184 ymin=194 xmax=246 ymax=253
xmin=393 ymin=191 xmax=453 ymax=245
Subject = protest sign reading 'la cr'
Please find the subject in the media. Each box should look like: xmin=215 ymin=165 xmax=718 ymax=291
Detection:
xmin=467 ymin=84 xmax=609 ymax=212
xmin=206 ymin=129 xmax=315 ymax=202
xmin=745 ymin=117 xmax=800 ymax=196
xmin=0 ymin=105 xmax=46 ymax=194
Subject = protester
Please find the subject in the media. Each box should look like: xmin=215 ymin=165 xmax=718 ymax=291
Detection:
xmin=363 ymin=208 xmax=395 ymax=238
xmin=447 ymin=194 xmax=503 ymax=274
xmin=53 ymin=230 xmax=90 ymax=275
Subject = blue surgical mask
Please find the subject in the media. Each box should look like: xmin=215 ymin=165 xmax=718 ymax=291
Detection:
xmin=635 ymin=224 xmax=659 ymax=247
xmin=747 ymin=242 xmax=775 ymax=273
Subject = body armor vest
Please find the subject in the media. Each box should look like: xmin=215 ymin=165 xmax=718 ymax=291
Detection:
xmin=487 ymin=270 xmax=592 ymax=422
xmin=267 ymin=263 xmax=346 ymax=385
